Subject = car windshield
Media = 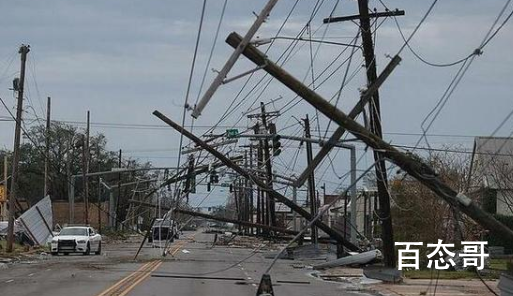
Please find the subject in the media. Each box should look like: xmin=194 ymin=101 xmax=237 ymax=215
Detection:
xmin=59 ymin=228 xmax=88 ymax=236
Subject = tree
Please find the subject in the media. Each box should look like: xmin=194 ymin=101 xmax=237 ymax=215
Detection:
xmin=1 ymin=122 xmax=151 ymax=213
xmin=390 ymin=147 xmax=481 ymax=246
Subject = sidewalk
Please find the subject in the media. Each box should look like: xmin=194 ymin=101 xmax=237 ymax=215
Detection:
xmin=318 ymin=267 xmax=500 ymax=296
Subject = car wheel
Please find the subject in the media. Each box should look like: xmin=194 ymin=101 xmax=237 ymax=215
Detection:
xmin=51 ymin=252 xmax=58 ymax=256
xmin=95 ymin=242 xmax=102 ymax=255
xmin=84 ymin=243 xmax=90 ymax=255
xmin=64 ymin=252 xmax=69 ymax=256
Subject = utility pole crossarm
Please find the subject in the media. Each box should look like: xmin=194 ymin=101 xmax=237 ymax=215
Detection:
xmin=153 ymin=110 xmax=360 ymax=251
xmin=224 ymin=31 xmax=513 ymax=242
xmin=323 ymin=9 xmax=405 ymax=24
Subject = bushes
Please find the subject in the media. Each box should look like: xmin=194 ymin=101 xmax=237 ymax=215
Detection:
xmin=485 ymin=214 xmax=513 ymax=253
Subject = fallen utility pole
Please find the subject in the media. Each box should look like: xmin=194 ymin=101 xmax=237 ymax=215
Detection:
xmin=153 ymin=110 xmax=360 ymax=251
xmin=235 ymin=133 xmax=353 ymax=149
xmin=7 ymin=44 xmax=30 ymax=253
xmin=127 ymin=200 xmax=298 ymax=236
xmin=177 ymin=208 xmax=298 ymax=236
xmin=225 ymin=32 xmax=513 ymax=242
xmin=294 ymin=52 xmax=402 ymax=187
xmin=191 ymin=0 xmax=280 ymax=118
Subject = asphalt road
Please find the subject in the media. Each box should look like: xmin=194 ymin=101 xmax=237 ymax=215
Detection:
xmin=0 ymin=231 xmax=374 ymax=296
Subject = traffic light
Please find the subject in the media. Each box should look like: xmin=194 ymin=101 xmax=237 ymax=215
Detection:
xmin=272 ymin=135 xmax=282 ymax=156
xmin=269 ymin=123 xmax=281 ymax=156
xmin=210 ymin=170 xmax=219 ymax=184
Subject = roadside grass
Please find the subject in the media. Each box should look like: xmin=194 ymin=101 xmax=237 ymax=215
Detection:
xmin=403 ymin=268 xmax=500 ymax=280
xmin=490 ymin=258 xmax=513 ymax=271
xmin=0 ymin=240 xmax=28 ymax=256
xmin=0 ymin=240 xmax=49 ymax=257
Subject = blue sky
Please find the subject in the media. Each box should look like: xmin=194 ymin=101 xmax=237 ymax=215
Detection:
xmin=0 ymin=0 xmax=512 ymax=206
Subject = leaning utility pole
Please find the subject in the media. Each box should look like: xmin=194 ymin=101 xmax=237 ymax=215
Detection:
xmin=7 ymin=45 xmax=30 ymax=253
xmin=153 ymin=110 xmax=359 ymax=251
xmin=225 ymin=31 xmax=513 ymax=244
xmin=303 ymin=115 xmax=318 ymax=245
xmin=44 ymin=97 xmax=51 ymax=197
xmin=192 ymin=0 xmax=280 ymax=118
xmin=356 ymin=0 xmax=395 ymax=267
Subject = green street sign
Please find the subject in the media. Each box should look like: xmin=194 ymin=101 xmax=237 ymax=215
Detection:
xmin=226 ymin=129 xmax=239 ymax=138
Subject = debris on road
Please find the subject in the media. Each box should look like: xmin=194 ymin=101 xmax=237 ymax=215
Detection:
xmin=313 ymin=250 xmax=382 ymax=270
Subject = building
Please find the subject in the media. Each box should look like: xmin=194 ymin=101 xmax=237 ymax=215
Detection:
xmin=470 ymin=137 xmax=513 ymax=216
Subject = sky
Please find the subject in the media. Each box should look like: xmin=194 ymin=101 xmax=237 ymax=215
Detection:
xmin=0 ymin=0 xmax=512 ymax=207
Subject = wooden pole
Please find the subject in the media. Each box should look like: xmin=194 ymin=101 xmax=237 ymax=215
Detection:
xmin=44 ymin=97 xmax=51 ymax=197
xmin=116 ymin=149 xmax=122 ymax=229
xmin=6 ymin=45 xmax=30 ymax=253
xmin=2 ymin=156 xmax=8 ymax=221
xmin=82 ymin=111 xmax=90 ymax=225
xmin=153 ymin=110 xmax=359 ymax=251
xmin=225 ymin=31 xmax=513 ymax=243
xmin=303 ymin=115 xmax=318 ymax=245
xmin=356 ymin=0 xmax=396 ymax=268
xmin=260 ymin=102 xmax=277 ymax=227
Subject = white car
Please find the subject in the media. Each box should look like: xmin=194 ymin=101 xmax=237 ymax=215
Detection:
xmin=50 ymin=226 xmax=102 ymax=255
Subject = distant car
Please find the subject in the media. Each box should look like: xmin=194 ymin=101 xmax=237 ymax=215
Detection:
xmin=150 ymin=219 xmax=177 ymax=247
xmin=50 ymin=226 xmax=101 ymax=255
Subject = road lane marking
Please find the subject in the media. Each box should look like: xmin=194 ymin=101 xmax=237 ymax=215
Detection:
xmin=96 ymin=260 xmax=161 ymax=296
xmin=96 ymin=261 xmax=153 ymax=296
xmin=5 ymin=279 xmax=14 ymax=283
xmin=167 ymin=232 xmax=198 ymax=256
xmin=117 ymin=261 xmax=162 ymax=296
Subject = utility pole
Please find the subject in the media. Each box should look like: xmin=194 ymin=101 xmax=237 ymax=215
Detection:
xmin=2 ymin=156 xmax=7 ymax=221
xmin=44 ymin=97 xmax=51 ymax=197
xmin=7 ymin=44 xmax=30 ymax=253
xmin=254 ymin=124 xmax=264 ymax=234
xmin=303 ymin=115 xmax=318 ymax=246
xmin=249 ymin=146 xmax=254 ymax=234
xmin=67 ymin=147 xmax=73 ymax=223
xmin=356 ymin=0 xmax=395 ymax=267
xmin=82 ymin=111 xmax=90 ymax=225
xmin=225 ymin=31 xmax=513 ymax=244
xmin=244 ymin=150 xmax=250 ymax=234
xmin=192 ymin=0 xmax=280 ymax=118
xmin=97 ymin=144 xmax=102 ymax=232
xmin=154 ymin=110 xmax=360 ymax=250
xmin=116 ymin=149 xmax=122 ymax=229
xmin=350 ymin=146 xmax=358 ymax=244
xmin=292 ymin=185 xmax=298 ymax=231
xmin=257 ymin=135 xmax=267 ymax=233
xmin=260 ymin=102 xmax=276 ymax=227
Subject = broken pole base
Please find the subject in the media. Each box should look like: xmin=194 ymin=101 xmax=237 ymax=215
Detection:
xmin=257 ymin=273 xmax=274 ymax=296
